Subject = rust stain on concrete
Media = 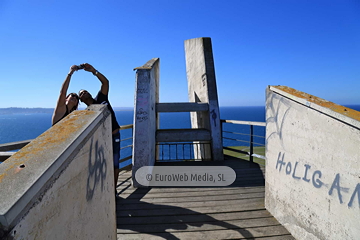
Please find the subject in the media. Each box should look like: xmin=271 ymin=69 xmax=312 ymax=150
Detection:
xmin=0 ymin=110 xmax=96 ymax=183
xmin=272 ymin=86 xmax=360 ymax=122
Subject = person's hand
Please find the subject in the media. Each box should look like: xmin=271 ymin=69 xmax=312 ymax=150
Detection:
xmin=69 ymin=65 xmax=78 ymax=75
xmin=83 ymin=63 xmax=96 ymax=74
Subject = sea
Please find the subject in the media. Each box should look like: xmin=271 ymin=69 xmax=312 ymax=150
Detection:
xmin=1 ymin=105 xmax=359 ymax=167
xmin=0 ymin=106 xmax=267 ymax=145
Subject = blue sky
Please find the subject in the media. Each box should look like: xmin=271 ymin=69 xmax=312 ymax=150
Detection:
xmin=0 ymin=0 xmax=359 ymax=108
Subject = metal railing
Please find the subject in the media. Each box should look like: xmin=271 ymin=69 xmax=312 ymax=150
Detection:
xmin=0 ymin=140 xmax=32 ymax=162
xmin=1 ymin=121 xmax=266 ymax=165
xmin=156 ymin=142 xmax=211 ymax=162
xmin=118 ymin=124 xmax=133 ymax=170
xmin=221 ymin=119 xmax=266 ymax=164
xmin=0 ymin=125 xmax=134 ymax=169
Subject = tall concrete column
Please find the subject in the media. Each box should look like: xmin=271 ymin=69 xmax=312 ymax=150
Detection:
xmin=132 ymin=58 xmax=160 ymax=187
xmin=185 ymin=37 xmax=223 ymax=161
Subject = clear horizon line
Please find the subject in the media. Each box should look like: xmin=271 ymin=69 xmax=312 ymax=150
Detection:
xmin=0 ymin=105 xmax=268 ymax=109
xmin=1 ymin=104 xmax=360 ymax=109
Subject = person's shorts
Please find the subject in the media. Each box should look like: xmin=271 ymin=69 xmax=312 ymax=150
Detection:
xmin=112 ymin=131 xmax=120 ymax=169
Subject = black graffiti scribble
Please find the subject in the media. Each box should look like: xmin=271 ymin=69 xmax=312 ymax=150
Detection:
xmin=136 ymin=108 xmax=149 ymax=122
xmin=201 ymin=73 xmax=206 ymax=87
xmin=266 ymin=93 xmax=291 ymax=150
xmin=210 ymin=109 xmax=217 ymax=127
xmin=86 ymin=138 xmax=107 ymax=201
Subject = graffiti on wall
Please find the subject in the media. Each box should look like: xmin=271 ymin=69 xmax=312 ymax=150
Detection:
xmin=201 ymin=73 xmax=207 ymax=87
xmin=276 ymin=152 xmax=360 ymax=208
xmin=267 ymin=92 xmax=360 ymax=208
xmin=87 ymin=138 xmax=107 ymax=201
xmin=136 ymin=108 xmax=148 ymax=122
xmin=210 ymin=109 xmax=217 ymax=127
xmin=137 ymin=88 xmax=149 ymax=94
xmin=266 ymin=94 xmax=291 ymax=151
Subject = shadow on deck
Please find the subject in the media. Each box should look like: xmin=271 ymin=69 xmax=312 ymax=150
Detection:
xmin=115 ymin=158 xmax=294 ymax=240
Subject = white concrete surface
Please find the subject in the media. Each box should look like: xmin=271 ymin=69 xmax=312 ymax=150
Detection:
xmin=265 ymin=86 xmax=360 ymax=240
xmin=0 ymin=105 xmax=116 ymax=240
xmin=184 ymin=37 xmax=223 ymax=161
xmin=132 ymin=58 xmax=160 ymax=187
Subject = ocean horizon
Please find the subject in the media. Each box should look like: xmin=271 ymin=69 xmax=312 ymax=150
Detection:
xmin=1 ymin=105 xmax=359 ymax=167
xmin=1 ymin=105 xmax=359 ymax=145
xmin=0 ymin=106 xmax=267 ymax=168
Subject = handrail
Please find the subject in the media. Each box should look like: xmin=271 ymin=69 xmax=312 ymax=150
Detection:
xmin=119 ymin=124 xmax=133 ymax=130
xmin=0 ymin=124 xmax=135 ymax=167
xmin=0 ymin=140 xmax=33 ymax=162
xmin=1 ymin=120 xmax=267 ymax=165
xmin=119 ymin=155 xmax=132 ymax=164
xmin=222 ymin=130 xmax=265 ymax=139
xmin=120 ymin=145 xmax=132 ymax=150
xmin=221 ymin=119 xmax=266 ymax=163
xmin=118 ymin=124 xmax=133 ymax=170
xmin=0 ymin=152 xmax=15 ymax=162
xmin=0 ymin=139 xmax=33 ymax=152
xmin=220 ymin=119 xmax=266 ymax=126
xmin=121 ymin=137 xmax=133 ymax=142
xmin=222 ymin=137 xmax=251 ymax=144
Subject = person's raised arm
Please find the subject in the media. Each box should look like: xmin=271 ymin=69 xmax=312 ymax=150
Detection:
xmin=83 ymin=63 xmax=109 ymax=95
xmin=52 ymin=65 xmax=77 ymax=125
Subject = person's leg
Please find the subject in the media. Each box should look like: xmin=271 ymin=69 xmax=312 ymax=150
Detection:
xmin=112 ymin=132 xmax=121 ymax=192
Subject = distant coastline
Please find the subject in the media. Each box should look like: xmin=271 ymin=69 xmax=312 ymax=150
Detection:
xmin=0 ymin=107 xmax=54 ymax=115
xmin=0 ymin=107 xmax=134 ymax=115
xmin=0 ymin=106 xmax=265 ymax=115
xmin=0 ymin=104 xmax=358 ymax=115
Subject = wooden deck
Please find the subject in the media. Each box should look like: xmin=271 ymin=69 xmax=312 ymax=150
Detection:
xmin=115 ymin=159 xmax=294 ymax=240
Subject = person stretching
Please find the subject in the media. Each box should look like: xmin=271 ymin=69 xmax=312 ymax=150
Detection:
xmin=78 ymin=63 xmax=121 ymax=193
xmin=52 ymin=65 xmax=80 ymax=125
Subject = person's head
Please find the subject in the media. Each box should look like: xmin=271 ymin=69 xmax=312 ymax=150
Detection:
xmin=65 ymin=93 xmax=79 ymax=112
xmin=78 ymin=89 xmax=93 ymax=105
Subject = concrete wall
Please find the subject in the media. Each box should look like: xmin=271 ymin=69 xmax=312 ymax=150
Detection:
xmin=184 ymin=37 xmax=223 ymax=161
xmin=132 ymin=58 xmax=160 ymax=187
xmin=0 ymin=105 xmax=116 ymax=240
xmin=265 ymin=86 xmax=360 ymax=240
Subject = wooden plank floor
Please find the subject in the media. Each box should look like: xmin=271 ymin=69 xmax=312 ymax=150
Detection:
xmin=115 ymin=159 xmax=294 ymax=240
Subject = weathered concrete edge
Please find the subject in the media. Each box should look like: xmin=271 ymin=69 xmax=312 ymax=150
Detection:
xmin=269 ymin=85 xmax=360 ymax=129
xmin=0 ymin=105 xmax=109 ymax=229
xmin=133 ymin=58 xmax=160 ymax=70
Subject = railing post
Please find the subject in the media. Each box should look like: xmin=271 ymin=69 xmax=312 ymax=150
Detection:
xmin=250 ymin=125 xmax=254 ymax=162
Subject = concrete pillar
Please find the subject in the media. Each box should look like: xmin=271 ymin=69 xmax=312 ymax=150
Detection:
xmin=132 ymin=58 xmax=160 ymax=187
xmin=184 ymin=37 xmax=223 ymax=161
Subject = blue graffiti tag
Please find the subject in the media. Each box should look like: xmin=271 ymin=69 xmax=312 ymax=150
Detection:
xmin=275 ymin=152 xmax=358 ymax=207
